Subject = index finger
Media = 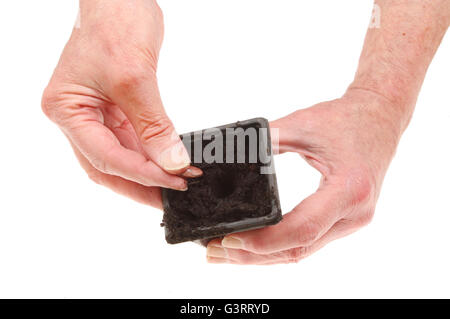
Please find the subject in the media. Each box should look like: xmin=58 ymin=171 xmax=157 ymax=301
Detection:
xmin=63 ymin=113 xmax=188 ymax=191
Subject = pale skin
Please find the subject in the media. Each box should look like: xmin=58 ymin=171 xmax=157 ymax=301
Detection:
xmin=42 ymin=0 xmax=202 ymax=209
xmin=209 ymin=0 xmax=450 ymax=264
xmin=42 ymin=1 xmax=449 ymax=265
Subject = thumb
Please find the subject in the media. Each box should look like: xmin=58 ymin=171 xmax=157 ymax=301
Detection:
xmin=113 ymin=75 xmax=191 ymax=174
xmin=221 ymin=185 xmax=345 ymax=254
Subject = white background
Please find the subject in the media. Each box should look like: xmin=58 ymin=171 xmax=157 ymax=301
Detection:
xmin=0 ymin=0 xmax=449 ymax=298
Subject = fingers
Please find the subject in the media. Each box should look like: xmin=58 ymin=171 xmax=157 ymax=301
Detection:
xmin=71 ymin=143 xmax=163 ymax=209
xmin=111 ymin=74 xmax=191 ymax=175
xmin=65 ymin=114 xmax=188 ymax=190
xmin=102 ymin=103 xmax=203 ymax=179
xmin=270 ymin=110 xmax=311 ymax=155
xmin=206 ymin=239 xmax=290 ymax=265
xmin=181 ymin=166 xmax=203 ymax=178
xmin=207 ymin=220 xmax=358 ymax=265
xmin=272 ymin=220 xmax=359 ymax=263
xmin=221 ymin=186 xmax=347 ymax=255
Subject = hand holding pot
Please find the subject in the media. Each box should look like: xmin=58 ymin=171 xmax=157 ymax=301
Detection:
xmin=208 ymin=92 xmax=402 ymax=264
xmin=42 ymin=0 xmax=199 ymax=208
xmin=207 ymin=0 xmax=449 ymax=264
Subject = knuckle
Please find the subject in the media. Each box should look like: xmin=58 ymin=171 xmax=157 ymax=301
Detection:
xmin=294 ymin=220 xmax=322 ymax=246
xmin=345 ymin=171 xmax=376 ymax=207
xmin=355 ymin=209 xmax=375 ymax=228
xmin=41 ymin=86 xmax=58 ymax=120
xmin=87 ymin=170 xmax=104 ymax=185
xmin=249 ymin=240 xmax=268 ymax=254
xmin=247 ymin=228 xmax=281 ymax=254
xmin=112 ymin=64 xmax=153 ymax=92
xmin=114 ymin=73 xmax=141 ymax=92
xmin=286 ymin=247 xmax=307 ymax=264
xmin=90 ymin=158 xmax=108 ymax=174
xmin=88 ymin=152 xmax=113 ymax=175
xmin=138 ymin=112 xmax=172 ymax=143
xmin=235 ymin=252 xmax=252 ymax=265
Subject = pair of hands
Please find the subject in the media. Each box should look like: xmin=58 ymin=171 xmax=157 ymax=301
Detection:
xmin=42 ymin=0 xmax=403 ymax=264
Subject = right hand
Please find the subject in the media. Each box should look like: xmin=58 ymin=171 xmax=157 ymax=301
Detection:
xmin=42 ymin=0 xmax=201 ymax=208
xmin=208 ymin=90 xmax=402 ymax=264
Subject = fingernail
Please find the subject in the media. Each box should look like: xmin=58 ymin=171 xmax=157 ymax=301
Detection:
xmin=173 ymin=179 xmax=188 ymax=191
xmin=222 ymin=237 xmax=243 ymax=249
xmin=181 ymin=166 xmax=203 ymax=178
xmin=178 ymin=181 xmax=188 ymax=191
xmin=207 ymin=246 xmax=228 ymax=258
xmin=159 ymin=140 xmax=191 ymax=172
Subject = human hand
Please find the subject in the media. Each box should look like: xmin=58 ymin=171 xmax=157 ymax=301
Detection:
xmin=206 ymin=0 xmax=449 ymax=265
xmin=207 ymin=90 xmax=403 ymax=264
xmin=42 ymin=0 xmax=200 ymax=208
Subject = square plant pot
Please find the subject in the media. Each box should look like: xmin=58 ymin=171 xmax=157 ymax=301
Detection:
xmin=161 ymin=118 xmax=282 ymax=244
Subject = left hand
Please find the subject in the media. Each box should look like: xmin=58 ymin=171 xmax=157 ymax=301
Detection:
xmin=42 ymin=0 xmax=199 ymax=208
xmin=207 ymin=89 xmax=403 ymax=264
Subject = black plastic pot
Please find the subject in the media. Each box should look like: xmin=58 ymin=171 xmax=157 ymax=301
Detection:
xmin=162 ymin=118 xmax=282 ymax=244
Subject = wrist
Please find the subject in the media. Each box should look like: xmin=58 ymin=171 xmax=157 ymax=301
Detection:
xmin=347 ymin=0 xmax=449 ymax=133
xmin=347 ymin=63 xmax=418 ymax=133
xmin=342 ymin=86 xmax=406 ymax=144
xmin=79 ymin=0 xmax=158 ymax=19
